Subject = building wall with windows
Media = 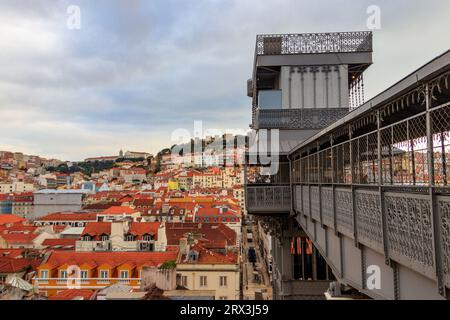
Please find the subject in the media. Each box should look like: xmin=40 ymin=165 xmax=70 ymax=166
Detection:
xmin=176 ymin=263 xmax=240 ymax=300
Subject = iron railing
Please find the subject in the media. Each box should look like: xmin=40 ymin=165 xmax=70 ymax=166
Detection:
xmin=246 ymin=185 xmax=291 ymax=213
xmin=256 ymin=32 xmax=373 ymax=56
xmin=292 ymin=103 xmax=450 ymax=187
xmin=255 ymin=108 xmax=349 ymax=130
xmin=291 ymin=69 xmax=450 ymax=293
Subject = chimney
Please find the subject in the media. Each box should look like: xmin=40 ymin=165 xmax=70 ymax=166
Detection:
xmin=111 ymin=221 xmax=126 ymax=242
xmin=179 ymin=237 xmax=188 ymax=255
xmin=156 ymin=221 xmax=167 ymax=252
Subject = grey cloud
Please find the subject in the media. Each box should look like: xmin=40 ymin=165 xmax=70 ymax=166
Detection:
xmin=0 ymin=0 xmax=449 ymax=160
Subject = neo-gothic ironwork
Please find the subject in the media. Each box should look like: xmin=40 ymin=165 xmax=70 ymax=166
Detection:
xmin=256 ymin=32 xmax=373 ymax=55
xmin=255 ymin=108 xmax=350 ymax=130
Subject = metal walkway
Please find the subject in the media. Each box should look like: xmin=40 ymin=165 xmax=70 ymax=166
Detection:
xmin=247 ymin=50 xmax=450 ymax=299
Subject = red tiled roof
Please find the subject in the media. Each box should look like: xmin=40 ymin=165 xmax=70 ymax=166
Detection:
xmin=195 ymin=206 xmax=240 ymax=217
xmin=81 ymin=222 xmax=160 ymax=240
xmin=165 ymin=223 xmax=236 ymax=246
xmin=100 ymin=206 xmax=137 ymax=215
xmin=0 ymin=257 xmax=31 ymax=273
xmin=42 ymin=238 xmax=77 ymax=248
xmin=81 ymin=222 xmax=111 ymax=238
xmin=82 ymin=202 xmax=121 ymax=210
xmin=40 ymin=251 xmax=179 ymax=270
xmin=3 ymin=224 xmax=37 ymax=234
xmin=37 ymin=212 xmax=98 ymax=222
xmin=182 ymin=243 xmax=237 ymax=264
xmin=132 ymin=198 xmax=154 ymax=207
xmin=129 ymin=222 xmax=160 ymax=239
xmin=0 ymin=214 xmax=26 ymax=226
xmin=49 ymin=289 xmax=95 ymax=300
xmin=0 ymin=249 xmax=24 ymax=259
xmin=0 ymin=233 xmax=38 ymax=244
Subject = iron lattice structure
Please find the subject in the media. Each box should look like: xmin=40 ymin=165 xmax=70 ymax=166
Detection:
xmin=256 ymin=32 xmax=373 ymax=56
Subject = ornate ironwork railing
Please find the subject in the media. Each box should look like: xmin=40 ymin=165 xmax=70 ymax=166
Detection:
xmin=246 ymin=185 xmax=291 ymax=213
xmin=256 ymin=32 xmax=373 ymax=56
xmin=289 ymin=68 xmax=450 ymax=293
xmin=255 ymin=108 xmax=349 ymax=130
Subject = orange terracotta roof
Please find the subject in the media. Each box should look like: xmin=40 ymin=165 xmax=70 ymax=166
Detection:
xmin=182 ymin=243 xmax=237 ymax=264
xmin=100 ymin=206 xmax=137 ymax=215
xmin=0 ymin=214 xmax=26 ymax=226
xmin=0 ymin=249 xmax=24 ymax=259
xmin=129 ymin=222 xmax=160 ymax=239
xmin=40 ymin=251 xmax=179 ymax=270
xmin=132 ymin=198 xmax=154 ymax=207
xmin=0 ymin=257 xmax=32 ymax=273
xmin=4 ymin=224 xmax=37 ymax=233
xmin=42 ymin=238 xmax=77 ymax=248
xmin=49 ymin=289 xmax=94 ymax=300
xmin=165 ymin=223 xmax=236 ymax=246
xmin=0 ymin=233 xmax=38 ymax=244
xmin=37 ymin=212 xmax=98 ymax=222
xmin=81 ymin=222 xmax=111 ymax=237
xmin=82 ymin=202 xmax=121 ymax=210
xmin=81 ymin=222 xmax=160 ymax=240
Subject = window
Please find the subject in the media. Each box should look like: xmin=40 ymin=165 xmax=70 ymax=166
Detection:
xmin=188 ymin=251 xmax=198 ymax=262
xmin=199 ymin=276 xmax=207 ymax=287
xmin=80 ymin=270 xmax=88 ymax=279
xmin=219 ymin=276 xmax=227 ymax=287
xmin=177 ymin=274 xmax=188 ymax=287
xmin=143 ymin=234 xmax=152 ymax=241
xmin=120 ymin=270 xmax=129 ymax=279
xmin=40 ymin=270 xmax=49 ymax=279
xmin=219 ymin=296 xmax=228 ymax=300
xmin=83 ymin=235 xmax=92 ymax=241
xmin=60 ymin=270 xmax=68 ymax=279
xmin=125 ymin=234 xmax=135 ymax=241
xmin=100 ymin=234 xmax=109 ymax=241
xmin=100 ymin=270 xmax=109 ymax=278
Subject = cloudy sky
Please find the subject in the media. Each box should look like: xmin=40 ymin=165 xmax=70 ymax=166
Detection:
xmin=0 ymin=0 xmax=449 ymax=161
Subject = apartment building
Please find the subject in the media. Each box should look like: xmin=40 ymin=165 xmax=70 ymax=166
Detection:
xmin=0 ymin=182 xmax=34 ymax=194
xmin=33 ymin=250 xmax=178 ymax=297
xmin=12 ymin=192 xmax=34 ymax=218
xmin=176 ymin=242 xmax=240 ymax=300
xmin=75 ymin=220 xmax=167 ymax=252
xmin=32 ymin=190 xmax=89 ymax=219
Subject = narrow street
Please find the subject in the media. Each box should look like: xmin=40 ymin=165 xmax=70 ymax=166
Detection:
xmin=241 ymin=221 xmax=273 ymax=300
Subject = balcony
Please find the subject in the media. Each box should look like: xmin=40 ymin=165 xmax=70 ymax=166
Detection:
xmin=246 ymin=185 xmax=291 ymax=215
xmin=245 ymin=161 xmax=291 ymax=215
xmin=254 ymin=108 xmax=349 ymax=130
xmin=256 ymin=32 xmax=372 ymax=56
